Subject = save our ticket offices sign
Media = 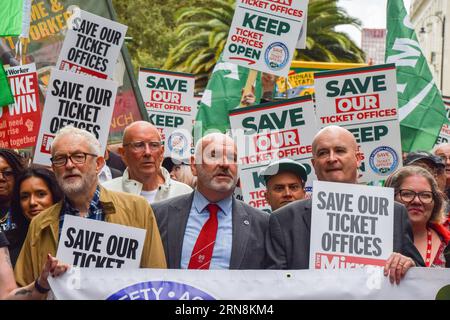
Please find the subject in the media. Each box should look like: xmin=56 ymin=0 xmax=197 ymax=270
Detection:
xmin=56 ymin=9 xmax=127 ymax=79
xmin=138 ymin=69 xmax=196 ymax=160
xmin=0 ymin=63 xmax=41 ymax=149
xmin=314 ymin=64 xmax=403 ymax=183
xmin=229 ymin=97 xmax=319 ymax=212
xmin=223 ymin=0 xmax=308 ymax=76
xmin=57 ymin=215 xmax=146 ymax=268
xmin=33 ymin=69 xmax=118 ymax=166
xmin=310 ymin=181 xmax=394 ymax=269
xmin=49 ymin=268 xmax=450 ymax=300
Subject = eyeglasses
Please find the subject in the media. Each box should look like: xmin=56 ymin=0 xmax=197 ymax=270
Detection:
xmin=123 ymin=141 xmax=161 ymax=153
xmin=396 ymin=189 xmax=434 ymax=204
xmin=0 ymin=170 xmax=14 ymax=180
xmin=50 ymin=152 xmax=98 ymax=167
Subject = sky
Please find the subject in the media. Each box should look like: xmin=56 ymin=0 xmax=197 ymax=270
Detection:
xmin=336 ymin=0 xmax=412 ymax=46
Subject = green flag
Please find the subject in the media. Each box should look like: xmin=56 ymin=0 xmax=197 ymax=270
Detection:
xmin=195 ymin=56 xmax=262 ymax=138
xmin=0 ymin=61 xmax=14 ymax=106
xmin=385 ymin=0 xmax=447 ymax=152
xmin=0 ymin=0 xmax=23 ymax=37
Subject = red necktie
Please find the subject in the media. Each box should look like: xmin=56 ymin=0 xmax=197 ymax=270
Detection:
xmin=188 ymin=203 xmax=219 ymax=269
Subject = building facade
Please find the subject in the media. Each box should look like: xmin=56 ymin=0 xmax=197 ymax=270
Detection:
xmin=410 ymin=0 xmax=449 ymax=96
xmin=361 ymin=28 xmax=386 ymax=65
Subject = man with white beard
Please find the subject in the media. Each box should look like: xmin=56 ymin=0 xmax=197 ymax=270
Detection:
xmin=152 ymin=133 xmax=269 ymax=269
xmin=14 ymin=126 xmax=166 ymax=287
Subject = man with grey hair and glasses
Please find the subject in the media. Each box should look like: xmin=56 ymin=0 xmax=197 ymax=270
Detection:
xmin=103 ymin=121 xmax=192 ymax=204
xmin=14 ymin=126 xmax=167 ymax=287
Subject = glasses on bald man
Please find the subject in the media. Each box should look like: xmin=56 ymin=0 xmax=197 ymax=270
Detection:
xmin=123 ymin=141 xmax=162 ymax=153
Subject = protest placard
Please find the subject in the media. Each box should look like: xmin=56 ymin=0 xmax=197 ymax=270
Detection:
xmin=0 ymin=63 xmax=41 ymax=149
xmin=138 ymin=68 xmax=196 ymax=160
xmin=222 ymin=0 xmax=308 ymax=76
xmin=314 ymin=64 xmax=403 ymax=183
xmin=310 ymin=181 xmax=394 ymax=269
xmin=33 ymin=69 xmax=118 ymax=166
xmin=229 ymin=96 xmax=318 ymax=212
xmin=275 ymin=70 xmax=314 ymax=96
xmin=296 ymin=15 xmax=308 ymax=49
xmin=274 ymin=61 xmax=368 ymax=100
xmin=56 ymin=9 xmax=127 ymax=79
xmin=57 ymin=215 xmax=146 ymax=269
xmin=49 ymin=267 xmax=450 ymax=300
xmin=1 ymin=1 xmax=148 ymax=146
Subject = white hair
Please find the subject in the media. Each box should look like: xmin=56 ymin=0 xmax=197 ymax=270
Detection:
xmin=51 ymin=126 xmax=101 ymax=155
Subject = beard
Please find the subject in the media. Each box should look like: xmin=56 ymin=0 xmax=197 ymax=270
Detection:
xmin=56 ymin=169 xmax=97 ymax=197
xmin=197 ymin=167 xmax=238 ymax=193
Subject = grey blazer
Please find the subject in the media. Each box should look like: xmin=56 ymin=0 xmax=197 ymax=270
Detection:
xmin=152 ymin=192 xmax=270 ymax=269
xmin=265 ymin=199 xmax=424 ymax=269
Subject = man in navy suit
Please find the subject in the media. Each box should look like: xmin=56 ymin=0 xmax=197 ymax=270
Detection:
xmin=152 ymin=133 xmax=269 ymax=269
xmin=265 ymin=126 xmax=424 ymax=284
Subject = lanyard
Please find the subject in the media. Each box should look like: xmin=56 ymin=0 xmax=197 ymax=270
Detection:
xmin=425 ymin=228 xmax=432 ymax=267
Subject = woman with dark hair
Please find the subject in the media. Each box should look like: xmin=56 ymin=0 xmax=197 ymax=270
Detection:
xmin=9 ymin=166 xmax=63 ymax=266
xmin=0 ymin=149 xmax=25 ymax=234
xmin=385 ymin=165 xmax=450 ymax=267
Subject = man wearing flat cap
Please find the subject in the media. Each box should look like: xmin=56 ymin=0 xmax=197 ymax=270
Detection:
xmin=261 ymin=159 xmax=308 ymax=211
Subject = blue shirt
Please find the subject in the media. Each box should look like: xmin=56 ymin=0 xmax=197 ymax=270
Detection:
xmin=58 ymin=186 xmax=104 ymax=239
xmin=181 ymin=190 xmax=233 ymax=269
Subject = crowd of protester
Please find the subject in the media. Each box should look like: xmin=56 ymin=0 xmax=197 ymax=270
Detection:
xmin=0 ymin=121 xmax=449 ymax=300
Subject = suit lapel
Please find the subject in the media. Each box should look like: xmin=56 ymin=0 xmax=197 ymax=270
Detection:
xmin=167 ymin=193 xmax=194 ymax=268
xmin=230 ymin=199 xmax=250 ymax=269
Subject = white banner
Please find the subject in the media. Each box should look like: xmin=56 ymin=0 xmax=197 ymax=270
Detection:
xmin=314 ymin=64 xmax=403 ymax=183
xmin=33 ymin=68 xmax=118 ymax=166
xmin=222 ymin=0 xmax=308 ymax=76
xmin=0 ymin=63 xmax=41 ymax=149
xmin=57 ymin=9 xmax=127 ymax=79
xmin=49 ymin=267 xmax=450 ymax=300
xmin=57 ymin=215 xmax=146 ymax=269
xmin=310 ymin=181 xmax=394 ymax=269
xmin=229 ymin=97 xmax=319 ymax=212
xmin=138 ymin=68 xmax=196 ymax=160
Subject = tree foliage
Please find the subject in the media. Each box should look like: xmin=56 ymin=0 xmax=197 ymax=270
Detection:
xmin=163 ymin=0 xmax=365 ymax=88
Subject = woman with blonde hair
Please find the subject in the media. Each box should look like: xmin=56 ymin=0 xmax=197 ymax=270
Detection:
xmin=386 ymin=165 xmax=450 ymax=267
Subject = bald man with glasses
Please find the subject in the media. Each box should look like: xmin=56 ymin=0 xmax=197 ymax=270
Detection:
xmin=103 ymin=121 xmax=192 ymax=204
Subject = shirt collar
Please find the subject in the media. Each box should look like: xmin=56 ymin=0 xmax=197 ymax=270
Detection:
xmin=193 ymin=189 xmax=232 ymax=216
